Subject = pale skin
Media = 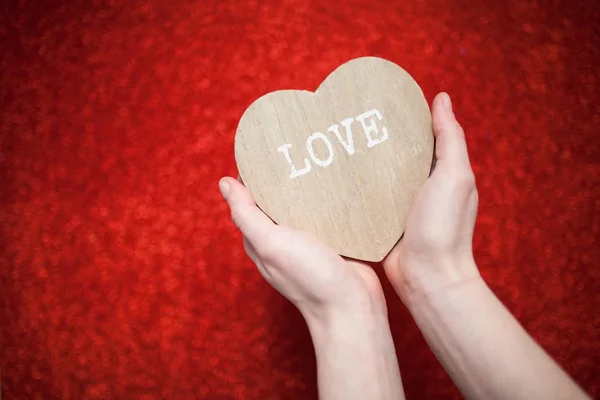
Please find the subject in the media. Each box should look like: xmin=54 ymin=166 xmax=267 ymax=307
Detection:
xmin=219 ymin=92 xmax=591 ymax=400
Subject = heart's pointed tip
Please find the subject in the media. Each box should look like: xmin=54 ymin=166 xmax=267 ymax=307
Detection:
xmin=340 ymin=244 xmax=394 ymax=263
xmin=373 ymin=248 xmax=392 ymax=263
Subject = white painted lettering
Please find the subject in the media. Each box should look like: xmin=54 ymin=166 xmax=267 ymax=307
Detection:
xmin=327 ymin=118 xmax=355 ymax=155
xmin=276 ymin=108 xmax=390 ymax=179
xmin=306 ymin=132 xmax=334 ymax=167
xmin=277 ymin=143 xmax=312 ymax=179
xmin=356 ymin=109 xmax=389 ymax=148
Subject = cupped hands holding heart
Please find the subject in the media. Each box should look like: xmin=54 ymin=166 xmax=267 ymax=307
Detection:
xmin=220 ymin=57 xmax=478 ymax=316
xmin=219 ymin=91 xmax=478 ymax=318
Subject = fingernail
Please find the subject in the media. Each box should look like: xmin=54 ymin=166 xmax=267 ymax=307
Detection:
xmin=442 ymin=93 xmax=452 ymax=111
xmin=219 ymin=179 xmax=230 ymax=200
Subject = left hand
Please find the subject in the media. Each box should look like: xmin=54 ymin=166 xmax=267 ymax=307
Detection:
xmin=218 ymin=177 xmax=387 ymax=320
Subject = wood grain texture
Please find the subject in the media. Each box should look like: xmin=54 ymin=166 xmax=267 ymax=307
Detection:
xmin=234 ymin=57 xmax=433 ymax=261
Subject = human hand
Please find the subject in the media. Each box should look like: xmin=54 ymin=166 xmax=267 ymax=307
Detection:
xmin=381 ymin=96 xmax=591 ymax=400
xmin=219 ymin=178 xmax=405 ymax=400
xmin=383 ymin=92 xmax=481 ymax=306
xmin=218 ymin=177 xmax=386 ymax=320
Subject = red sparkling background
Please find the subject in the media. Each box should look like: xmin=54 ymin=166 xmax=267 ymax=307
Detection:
xmin=1 ymin=0 xmax=599 ymax=399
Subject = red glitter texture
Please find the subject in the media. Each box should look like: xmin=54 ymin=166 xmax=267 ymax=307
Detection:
xmin=1 ymin=1 xmax=599 ymax=399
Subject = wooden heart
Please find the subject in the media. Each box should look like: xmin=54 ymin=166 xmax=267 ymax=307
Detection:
xmin=234 ymin=57 xmax=433 ymax=262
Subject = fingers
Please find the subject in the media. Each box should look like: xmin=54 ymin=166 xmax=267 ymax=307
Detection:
xmin=219 ymin=177 xmax=275 ymax=250
xmin=431 ymin=92 xmax=471 ymax=171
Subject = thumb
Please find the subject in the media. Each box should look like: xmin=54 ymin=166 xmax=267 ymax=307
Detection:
xmin=219 ymin=177 xmax=275 ymax=247
xmin=431 ymin=92 xmax=472 ymax=171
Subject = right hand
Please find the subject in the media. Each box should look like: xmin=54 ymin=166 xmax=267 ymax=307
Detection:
xmin=383 ymin=92 xmax=481 ymax=306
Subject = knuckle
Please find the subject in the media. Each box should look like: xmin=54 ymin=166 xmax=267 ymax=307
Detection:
xmin=254 ymin=231 xmax=279 ymax=260
xmin=258 ymin=229 xmax=291 ymax=264
xmin=230 ymin=208 xmax=244 ymax=231
xmin=450 ymin=168 xmax=476 ymax=190
xmin=436 ymin=115 xmax=465 ymax=138
xmin=231 ymin=208 xmax=255 ymax=240
xmin=472 ymin=187 xmax=480 ymax=205
xmin=455 ymin=123 xmax=466 ymax=139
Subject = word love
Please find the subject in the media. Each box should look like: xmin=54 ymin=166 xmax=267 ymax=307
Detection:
xmin=277 ymin=109 xmax=389 ymax=179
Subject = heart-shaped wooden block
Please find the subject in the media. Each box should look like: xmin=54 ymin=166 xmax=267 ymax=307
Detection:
xmin=234 ymin=57 xmax=434 ymax=261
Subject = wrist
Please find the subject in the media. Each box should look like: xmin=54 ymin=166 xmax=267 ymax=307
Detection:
xmin=300 ymin=289 xmax=388 ymax=339
xmin=300 ymin=285 xmax=404 ymax=400
xmin=302 ymin=298 xmax=392 ymax=368
xmin=297 ymin=267 xmax=388 ymax=326
xmin=405 ymin=269 xmax=486 ymax=316
xmin=401 ymin=257 xmax=483 ymax=312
